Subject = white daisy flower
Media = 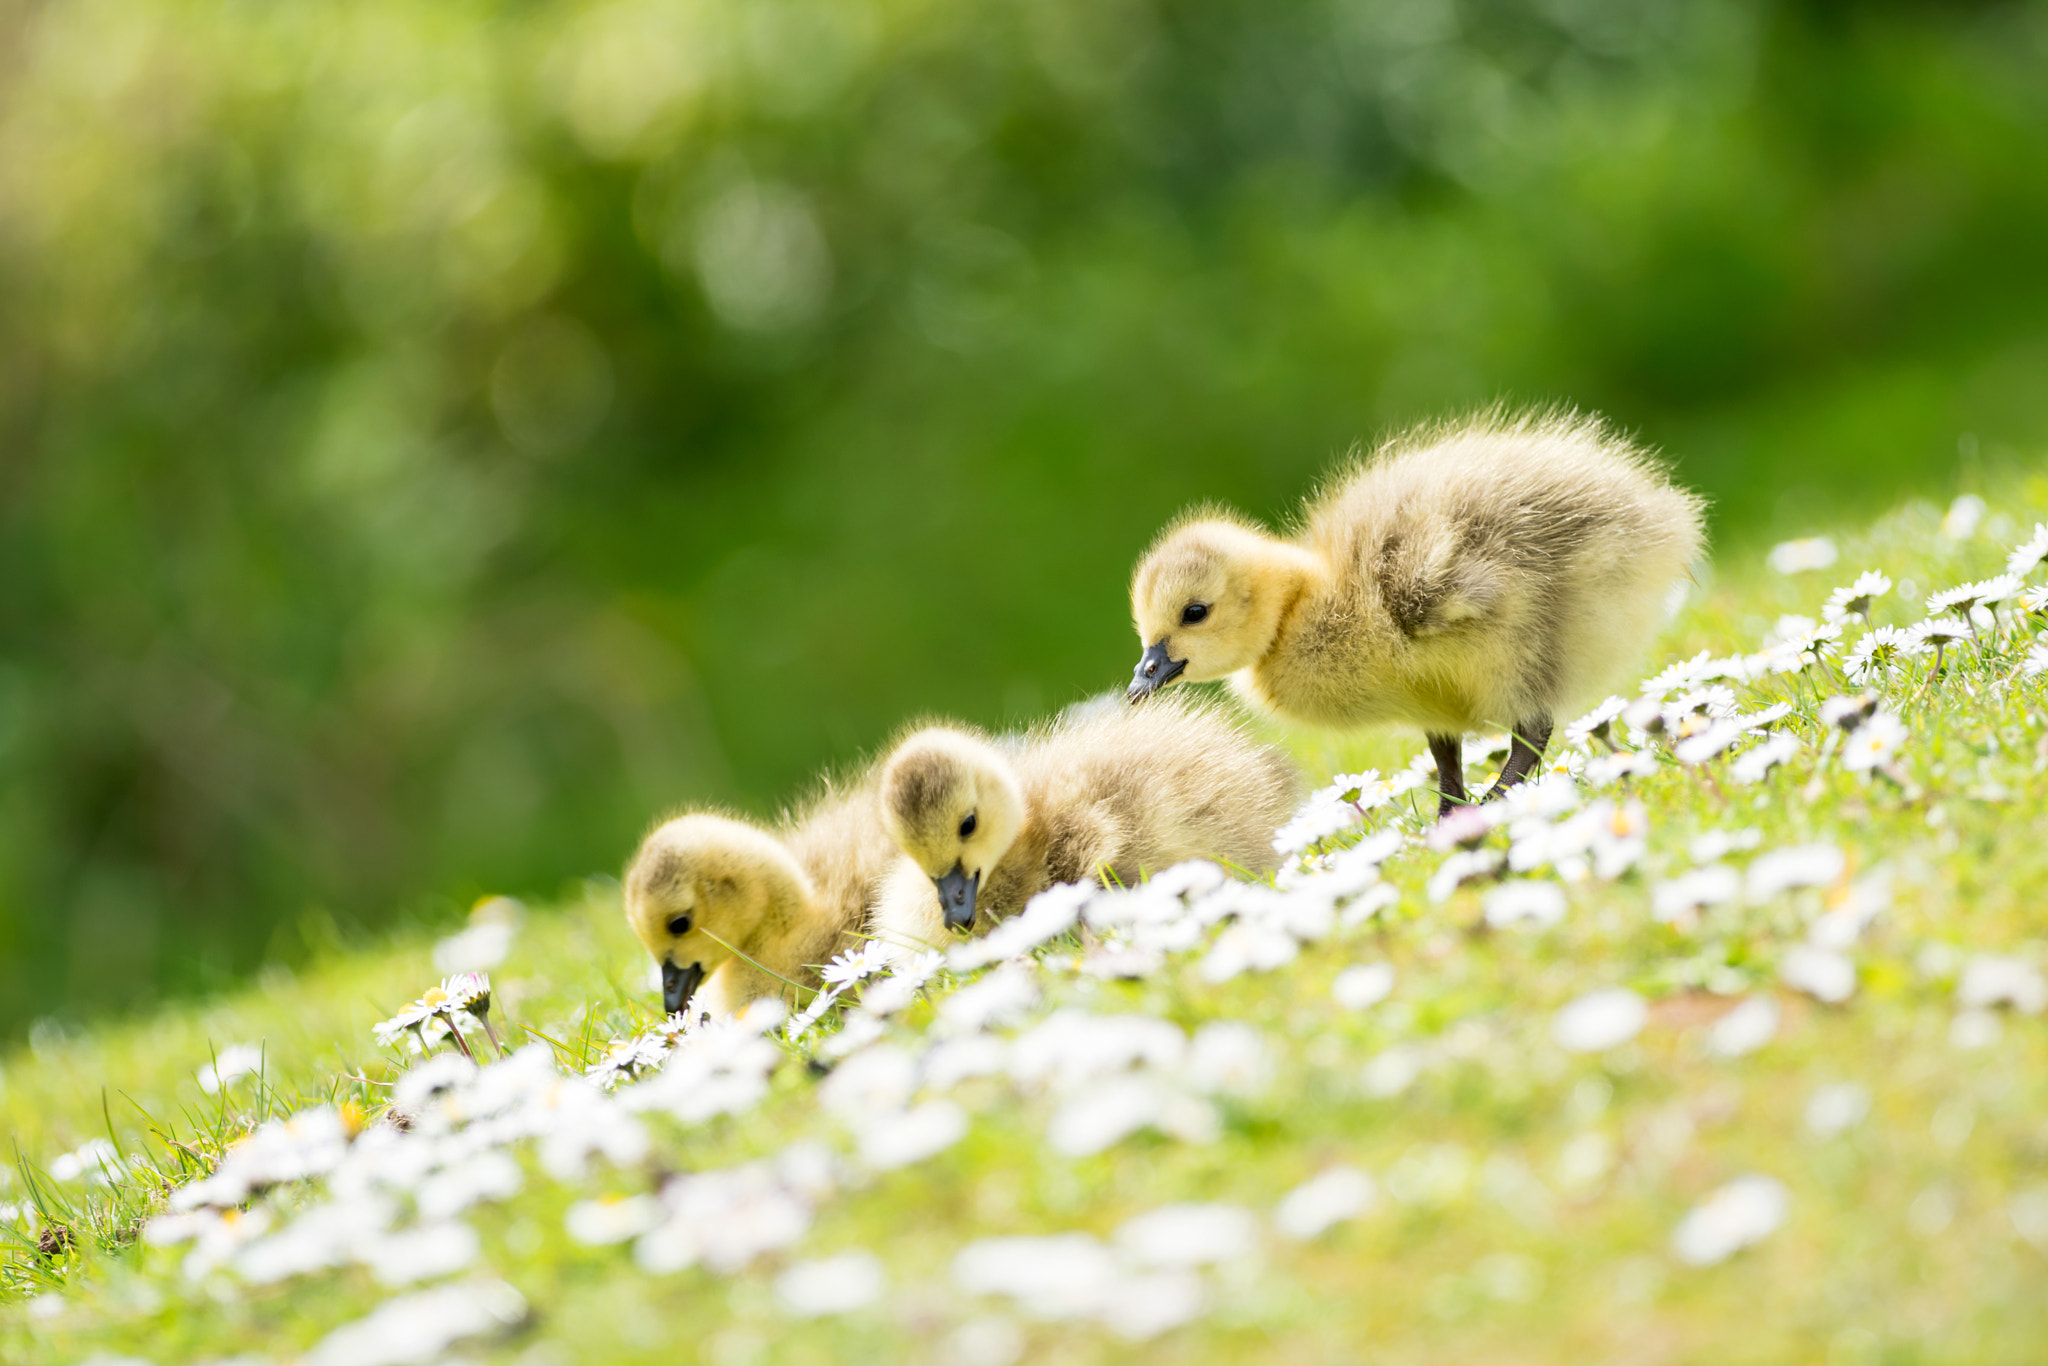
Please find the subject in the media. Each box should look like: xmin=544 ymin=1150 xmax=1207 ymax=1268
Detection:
xmin=1940 ymin=493 xmax=1985 ymax=540
xmin=1821 ymin=571 xmax=1892 ymax=622
xmin=1956 ymin=955 xmax=2048 ymax=1014
xmin=1273 ymin=1167 xmax=1378 ymax=1241
xmin=1550 ymin=988 xmax=1647 ymax=1053
xmin=1844 ymin=626 xmax=1926 ymax=683
xmin=1767 ymin=537 xmax=1838 ymax=574
xmin=1671 ymin=1175 xmax=1789 ymax=1267
xmin=1910 ymin=616 xmax=1969 ymax=646
xmin=820 ymin=942 xmax=886 ymax=987
xmin=1639 ymin=651 xmax=1716 ymax=699
xmin=1927 ymin=574 xmax=2022 ymax=616
xmin=775 ymin=1252 xmax=886 ymax=1317
xmin=2023 ymin=639 xmax=2048 ymax=678
xmin=1840 ymin=712 xmax=1906 ymax=773
xmin=1564 ymin=696 xmax=1630 ymax=749
xmin=1780 ymin=946 xmax=1856 ymax=1003
xmin=2007 ymin=523 xmax=2048 ymax=577
xmin=197 ymin=1044 xmax=266 ymax=1095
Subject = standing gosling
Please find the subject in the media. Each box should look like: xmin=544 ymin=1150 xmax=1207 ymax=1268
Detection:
xmin=624 ymin=782 xmax=897 ymax=1019
xmin=1126 ymin=410 xmax=1705 ymax=814
xmin=870 ymin=694 xmax=1301 ymax=952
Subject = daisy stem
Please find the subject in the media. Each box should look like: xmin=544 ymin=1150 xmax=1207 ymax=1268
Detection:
xmin=478 ymin=1013 xmax=507 ymax=1059
xmin=442 ymin=1014 xmax=476 ymax=1063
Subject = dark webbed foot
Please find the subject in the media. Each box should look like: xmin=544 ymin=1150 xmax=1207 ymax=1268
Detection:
xmin=1481 ymin=717 xmax=1553 ymax=802
xmin=1426 ymin=732 xmax=1470 ymax=819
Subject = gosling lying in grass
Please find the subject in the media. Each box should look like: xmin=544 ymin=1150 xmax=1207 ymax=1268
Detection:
xmin=869 ymin=693 xmax=1300 ymax=953
xmin=1127 ymin=409 xmax=1705 ymax=814
xmin=624 ymin=781 xmax=897 ymax=1019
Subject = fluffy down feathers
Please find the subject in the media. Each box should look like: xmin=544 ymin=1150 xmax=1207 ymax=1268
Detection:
xmin=870 ymin=693 xmax=1302 ymax=953
xmin=623 ymin=775 xmax=898 ymax=1018
xmin=1130 ymin=410 xmax=1706 ymax=737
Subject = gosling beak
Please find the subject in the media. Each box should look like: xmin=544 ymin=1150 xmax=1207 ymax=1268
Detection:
xmin=662 ymin=959 xmax=706 ymax=1016
xmin=935 ymin=863 xmax=980 ymax=930
xmin=1126 ymin=639 xmax=1186 ymax=703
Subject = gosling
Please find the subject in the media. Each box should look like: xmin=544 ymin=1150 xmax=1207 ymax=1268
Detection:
xmin=1126 ymin=409 xmax=1705 ymax=815
xmin=623 ymin=781 xmax=897 ymax=1019
xmin=869 ymin=693 xmax=1301 ymax=952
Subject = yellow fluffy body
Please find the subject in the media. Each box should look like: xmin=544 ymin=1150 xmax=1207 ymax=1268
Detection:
xmin=870 ymin=694 xmax=1302 ymax=954
xmin=1130 ymin=410 xmax=1706 ymax=742
xmin=622 ymin=777 xmax=897 ymax=1018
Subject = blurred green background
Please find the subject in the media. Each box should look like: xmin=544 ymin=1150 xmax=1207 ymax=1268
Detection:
xmin=2 ymin=0 xmax=2046 ymax=1034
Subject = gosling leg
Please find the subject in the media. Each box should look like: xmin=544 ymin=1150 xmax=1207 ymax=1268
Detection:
xmin=1482 ymin=717 xmax=1553 ymax=801
xmin=1426 ymin=731 xmax=1469 ymax=819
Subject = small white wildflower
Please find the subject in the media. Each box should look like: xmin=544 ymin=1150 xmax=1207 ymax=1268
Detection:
xmin=1674 ymin=718 xmax=1749 ymax=765
xmin=1564 ymin=696 xmax=1630 ymax=748
xmin=1747 ymin=844 xmax=1846 ymax=899
xmin=1115 ymin=1203 xmax=1259 ymax=1268
xmin=432 ymin=921 xmax=514 ymax=974
xmin=858 ymin=1100 xmax=969 ymax=1171
xmin=1640 ymin=651 xmax=1717 ymax=699
xmin=1689 ymin=828 xmax=1762 ymax=863
xmin=1840 ymin=712 xmax=1906 ymax=773
xmin=1767 ymin=537 xmax=1837 ymax=574
xmin=2006 ymin=522 xmax=2048 ymax=577
xmin=2022 ymin=639 xmax=2048 ymax=678
xmin=1426 ymin=848 xmax=1502 ymax=903
xmin=48 ymin=1138 xmax=125 ymax=1185
xmin=1804 ymin=1083 xmax=1871 ymax=1139
xmin=1949 ymin=1009 xmax=2003 ymax=1050
xmin=1956 ymin=955 xmax=2048 ymax=1014
xmin=1822 ymin=571 xmax=1892 ymax=621
xmin=1551 ymin=989 xmax=1648 ymax=1053
xmin=1359 ymin=1046 xmax=1426 ymax=1099
xmin=1844 ymin=627 xmax=1926 ymax=684
xmin=1911 ymin=616 xmax=1969 ymax=647
xmin=1780 ymin=946 xmax=1856 ymax=1004
xmin=303 ymin=1280 xmax=527 ymax=1366
xmin=952 ymin=1234 xmax=1118 ymax=1320
xmin=1707 ymin=997 xmax=1779 ymax=1058
xmin=1484 ymin=881 xmax=1567 ymax=929
xmin=1102 ymin=1270 xmax=1209 ymax=1341
xmin=197 ymin=1044 xmax=265 ymax=1095
xmin=1332 ymin=963 xmax=1395 ymax=1011
xmin=1730 ymin=733 xmax=1801 ymax=785
xmin=821 ymin=942 xmax=887 ymax=987
xmin=1671 ymin=1175 xmax=1789 ymax=1266
xmin=1272 ymin=1166 xmax=1378 ymax=1240
xmin=1584 ymin=749 xmax=1658 ymax=786
xmin=775 ymin=1252 xmax=886 ymax=1317
xmin=1927 ymin=574 xmax=2021 ymax=616
xmin=1651 ymin=865 xmax=1741 ymax=923
xmin=360 ymin=1221 xmax=481 ymax=1287
xmin=1941 ymin=493 xmax=1986 ymax=540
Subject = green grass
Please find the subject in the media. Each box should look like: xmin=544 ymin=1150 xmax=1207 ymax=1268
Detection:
xmin=8 ymin=474 xmax=2048 ymax=1365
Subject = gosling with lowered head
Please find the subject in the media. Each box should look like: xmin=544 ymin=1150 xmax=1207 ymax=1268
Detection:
xmin=623 ymin=780 xmax=897 ymax=1020
xmin=870 ymin=693 xmax=1301 ymax=953
xmin=1126 ymin=409 xmax=1705 ymax=814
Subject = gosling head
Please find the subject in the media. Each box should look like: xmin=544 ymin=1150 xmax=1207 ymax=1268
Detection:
xmin=623 ymin=814 xmax=813 ymax=1016
xmin=878 ymin=729 xmax=1025 ymax=930
xmin=1128 ymin=516 xmax=1302 ymax=701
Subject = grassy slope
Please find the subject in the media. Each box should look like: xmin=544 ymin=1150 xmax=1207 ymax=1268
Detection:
xmin=8 ymin=474 xmax=2048 ymax=1365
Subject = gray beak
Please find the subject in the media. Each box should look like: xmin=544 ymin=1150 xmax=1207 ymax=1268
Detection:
xmin=662 ymin=959 xmax=706 ymax=1016
xmin=935 ymin=863 xmax=980 ymax=930
xmin=1126 ymin=639 xmax=1186 ymax=702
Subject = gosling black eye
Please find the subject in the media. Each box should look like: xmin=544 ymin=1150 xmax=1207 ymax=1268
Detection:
xmin=958 ymin=812 xmax=978 ymax=839
xmin=1181 ymin=602 xmax=1210 ymax=625
xmin=666 ymin=913 xmax=693 ymax=937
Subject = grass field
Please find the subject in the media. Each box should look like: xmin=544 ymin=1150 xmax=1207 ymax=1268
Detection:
xmin=7 ymin=475 xmax=2048 ymax=1366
